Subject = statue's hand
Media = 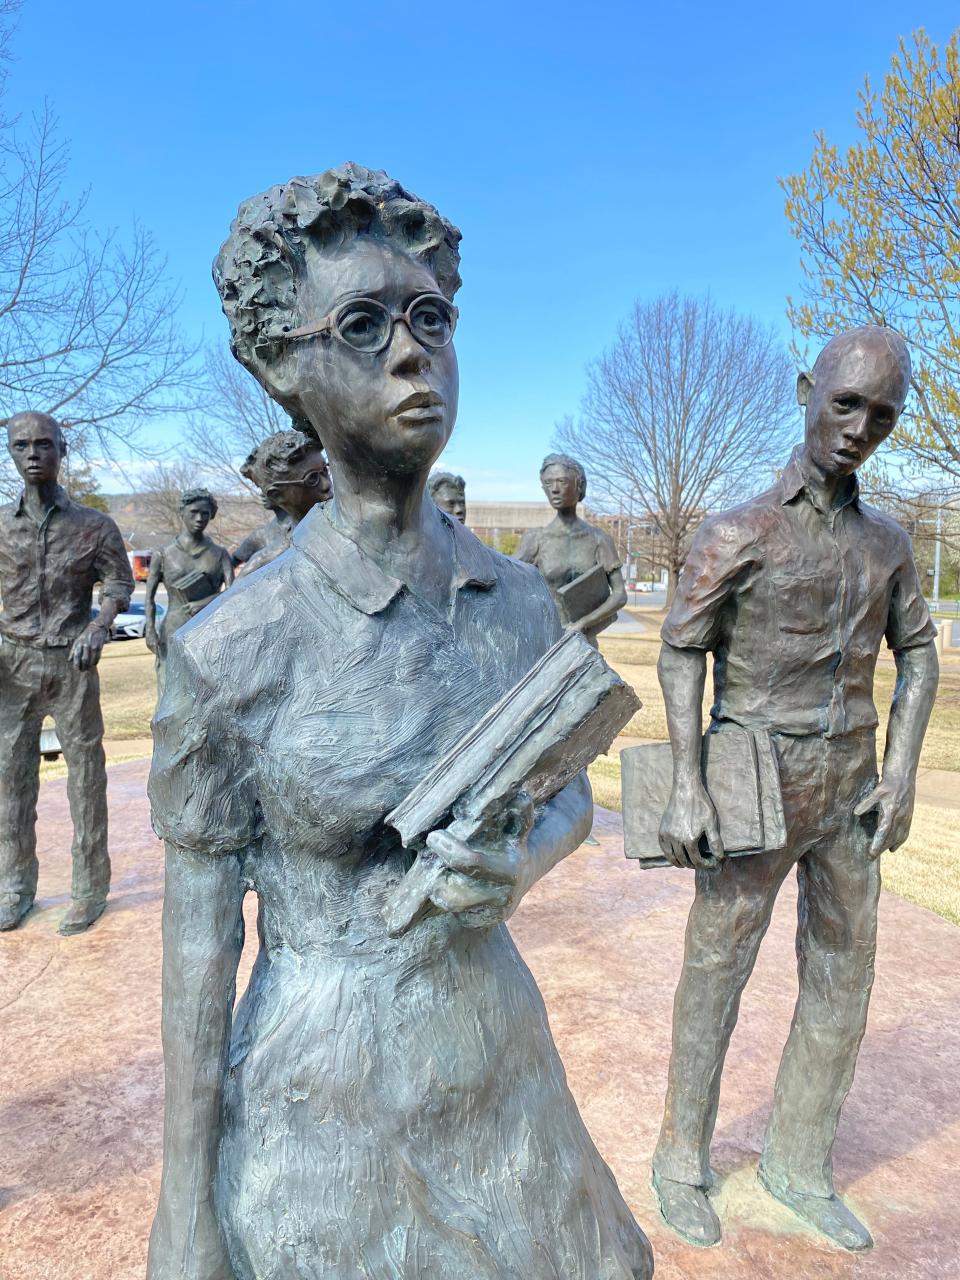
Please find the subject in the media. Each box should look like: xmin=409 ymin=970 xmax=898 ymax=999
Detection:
xmin=659 ymin=777 xmax=724 ymax=870
xmin=69 ymin=621 xmax=109 ymax=671
xmin=853 ymin=773 xmax=916 ymax=858
xmin=144 ymin=624 xmax=158 ymax=654
xmin=384 ymin=794 xmax=535 ymax=935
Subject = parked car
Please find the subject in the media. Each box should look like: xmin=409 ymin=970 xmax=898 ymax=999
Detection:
xmin=110 ymin=600 xmax=165 ymax=641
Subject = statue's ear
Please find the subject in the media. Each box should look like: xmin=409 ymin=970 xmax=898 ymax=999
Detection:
xmin=796 ymin=370 xmax=814 ymax=407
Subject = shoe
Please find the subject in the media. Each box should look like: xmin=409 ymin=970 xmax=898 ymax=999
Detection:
xmin=652 ymin=1172 xmax=721 ymax=1247
xmin=58 ymin=899 xmax=106 ymax=936
xmin=758 ymin=1169 xmax=873 ymax=1251
xmin=0 ymin=894 xmax=35 ymax=931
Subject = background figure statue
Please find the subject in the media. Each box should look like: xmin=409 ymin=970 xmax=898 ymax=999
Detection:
xmin=231 ymin=497 xmax=286 ymax=570
xmin=650 ymin=327 xmax=939 ymax=1252
xmin=0 ymin=412 xmax=134 ymax=935
xmin=144 ymin=488 xmax=233 ymax=693
xmin=234 ymin=429 xmax=330 ymax=575
xmin=518 ymin=453 xmax=627 ymax=645
xmin=146 ymin=164 xmax=652 ymax=1280
xmin=428 ymin=468 xmax=466 ymax=522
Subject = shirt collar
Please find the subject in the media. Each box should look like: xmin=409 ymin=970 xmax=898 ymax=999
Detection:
xmin=779 ymin=446 xmax=860 ymax=514
xmin=293 ymin=503 xmax=498 ymax=615
xmin=13 ymin=484 xmax=71 ymax=517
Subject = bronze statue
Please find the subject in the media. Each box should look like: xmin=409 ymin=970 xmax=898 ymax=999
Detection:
xmin=648 ymin=327 xmax=938 ymax=1251
xmin=518 ymin=453 xmax=626 ymax=644
xmin=146 ymin=164 xmax=652 ymax=1280
xmin=428 ymin=468 xmax=466 ymax=522
xmin=234 ymin=430 xmax=330 ymax=575
xmin=0 ymin=411 xmax=134 ymax=934
xmin=144 ymin=488 xmax=234 ymax=692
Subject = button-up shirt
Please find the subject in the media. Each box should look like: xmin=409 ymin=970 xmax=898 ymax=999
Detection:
xmin=661 ymin=449 xmax=936 ymax=738
xmin=0 ymin=485 xmax=134 ymax=647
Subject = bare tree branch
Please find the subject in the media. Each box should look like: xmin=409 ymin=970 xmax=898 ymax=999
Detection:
xmin=558 ymin=293 xmax=798 ymax=600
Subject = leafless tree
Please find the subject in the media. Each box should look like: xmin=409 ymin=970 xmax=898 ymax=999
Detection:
xmin=558 ymin=293 xmax=798 ymax=600
xmin=184 ymin=345 xmax=292 ymax=495
xmin=0 ymin=3 xmax=198 ymax=497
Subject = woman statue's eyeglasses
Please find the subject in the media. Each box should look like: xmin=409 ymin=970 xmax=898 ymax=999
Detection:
xmin=256 ymin=293 xmax=458 ymax=357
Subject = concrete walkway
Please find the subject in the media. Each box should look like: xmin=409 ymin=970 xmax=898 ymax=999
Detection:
xmin=1 ymin=760 xmax=958 ymax=1278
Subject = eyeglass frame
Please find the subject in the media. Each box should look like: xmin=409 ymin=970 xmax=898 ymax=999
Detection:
xmin=254 ymin=292 xmax=459 ymax=358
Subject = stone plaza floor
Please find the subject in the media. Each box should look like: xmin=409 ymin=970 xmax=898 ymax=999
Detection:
xmin=1 ymin=758 xmax=959 ymax=1278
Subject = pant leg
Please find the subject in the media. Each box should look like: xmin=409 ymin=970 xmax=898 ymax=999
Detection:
xmin=760 ymin=738 xmax=880 ymax=1198
xmin=653 ymin=846 xmax=795 ymax=1186
xmin=0 ymin=643 xmax=45 ymax=902
xmin=48 ymin=650 xmax=110 ymax=905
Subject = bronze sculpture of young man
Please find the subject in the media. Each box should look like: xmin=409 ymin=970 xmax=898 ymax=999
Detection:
xmin=0 ymin=411 xmax=135 ymax=934
xmin=428 ymin=468 xmax=467 ymax=522
xmin=650 ymin=327 xmax=939 ymax=1251
xmin=518 ymin=453 xmax=626 ymax=644
xmin=144 ymin=488 xmax=234 ymax=692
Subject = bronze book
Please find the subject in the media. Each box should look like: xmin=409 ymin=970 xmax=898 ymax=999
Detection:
xmin=621 ymin=722 xmax=786 ymax=868
xmin=556 ymin=564 xmax=611 ymax=624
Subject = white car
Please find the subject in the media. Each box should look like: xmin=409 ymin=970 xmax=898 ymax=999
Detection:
xmin=97 ymin=601 xmax=165 ymax=640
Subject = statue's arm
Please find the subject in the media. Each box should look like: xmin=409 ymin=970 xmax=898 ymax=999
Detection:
xmin=571 ymin=566 xmax=628 ymax=635
xmin=853 ymin=640 xmax=939 ymax=856
xmin=657 ymin=641 xmax=722 ymax=869
xmin=222 ymin=549 xmax=235 ymax=589
xmin=144 ymin=553 xmax=162 ymax=649
xmin=147 ymin=843 xmax=244 ymax=1280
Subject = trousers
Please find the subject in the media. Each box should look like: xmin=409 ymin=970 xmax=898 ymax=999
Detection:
xmin=653 ymin=730 xmax=880 ymax=1198
xmin=0 ymin=639 xmax=110 ymax=906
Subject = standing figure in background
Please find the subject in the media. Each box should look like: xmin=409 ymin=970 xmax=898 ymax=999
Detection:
xmin=651 ymin=327 xmax=938 ymax=1252
xmin=0 ymin=411 xmax=134 ymax=935
xmin=145 ymin=488 xmax=233 ymax=694
xmin=234 ymin=429 xmax=331 ymax=576
xmin=428 ymin=468 xmax=467 ymax=522
xmin=518 ymin=453 xmax=626 ymax=645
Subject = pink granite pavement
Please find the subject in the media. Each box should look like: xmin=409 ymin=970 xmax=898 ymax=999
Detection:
xmin=1 ymin=758 xmax=959 ymax=1278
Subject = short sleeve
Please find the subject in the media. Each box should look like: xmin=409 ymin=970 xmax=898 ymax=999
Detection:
xmin=148 ymin=635 xmax=262 ymax=854
xmin=595 ymin=530 xmax=622 ymax=575
xmin=516 ymin=529 xmax=540 ymax=564
xmin=661 ymin=516 xmax=756 ymax=651
xmin=886 ymin=544 xmax=937 ymax=652
xmin=95 ymin=516 xmax=135 ymax=607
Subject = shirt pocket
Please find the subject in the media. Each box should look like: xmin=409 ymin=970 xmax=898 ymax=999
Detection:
xmin=772 ymin=571 xmax=837 ymax=635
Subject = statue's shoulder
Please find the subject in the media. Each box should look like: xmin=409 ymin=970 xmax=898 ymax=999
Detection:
xmin=175 ymin=554 xmax=291 ymax=683
xmin=857 ymin=498 xmax=914 ymax=552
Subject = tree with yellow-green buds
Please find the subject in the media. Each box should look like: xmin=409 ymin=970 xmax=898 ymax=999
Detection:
xmin=783 ymin=29 xmax=960 ymax=485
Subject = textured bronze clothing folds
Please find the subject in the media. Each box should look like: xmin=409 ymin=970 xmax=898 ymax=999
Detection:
xmin=0 ymin=486 xmax=134 ymax=646
xmin=662 ymin=449 xmax=936 ymax=737
xmin=149 ymin=506 xmax=649 ymax=1279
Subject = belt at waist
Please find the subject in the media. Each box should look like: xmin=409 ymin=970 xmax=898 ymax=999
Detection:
xmin=0 ymin=631 xmax=77 ymax=649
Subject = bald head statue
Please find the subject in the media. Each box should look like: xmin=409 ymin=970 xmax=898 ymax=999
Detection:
xmin=797 ymin=327 xmax=911 ymax=481
xmin=6 ymin=411 xmax=67 ymax=488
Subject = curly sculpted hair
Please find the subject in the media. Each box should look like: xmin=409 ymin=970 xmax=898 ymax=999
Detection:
xmin=213 ymin=164 xmax=462 ymax=392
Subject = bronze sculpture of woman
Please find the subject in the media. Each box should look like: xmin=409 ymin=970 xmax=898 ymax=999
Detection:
xmin=518 ymin=453 xmax=627 ymax=644
xmin=146 ymin=165 xmax=651 ymax=1280
xmin=234 ymin=428 xmax=331 ymax=575
xmin=144 ymin=488 xmax=233 ymax=691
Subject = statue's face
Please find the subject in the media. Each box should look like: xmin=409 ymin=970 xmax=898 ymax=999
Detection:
xmin=7 ymin=418 xmax=63 ymax=486
xmin=803 ymin=336 xmax=908 ymax=479
xmin=266 ymin=448 xmax=331 ymax=522
xmin=281 ymin=239 xmax=459 ymax=478
xmin=181 ymin=501 xmax=213 ymax=535
xmin=433 ymin=482 xmax=466 ymax=523
xmin=541 ymin=464 xmax=579 ymax=511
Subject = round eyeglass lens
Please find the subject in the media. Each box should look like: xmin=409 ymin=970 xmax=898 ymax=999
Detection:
xmin=334 ymin=300 xmax=392 ymax=352
xmin=408 ymin=296 xmax=455 ymax=348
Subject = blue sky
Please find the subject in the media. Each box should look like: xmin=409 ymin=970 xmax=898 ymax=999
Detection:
xmin=7 ymin=1 xmax=959 ymax=499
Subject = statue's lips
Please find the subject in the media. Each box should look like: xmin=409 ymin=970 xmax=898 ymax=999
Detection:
xmin=833 ymin=446 xmax=861 ymax=465
xmin=391 ymin=391 xmax=445 ymax=422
